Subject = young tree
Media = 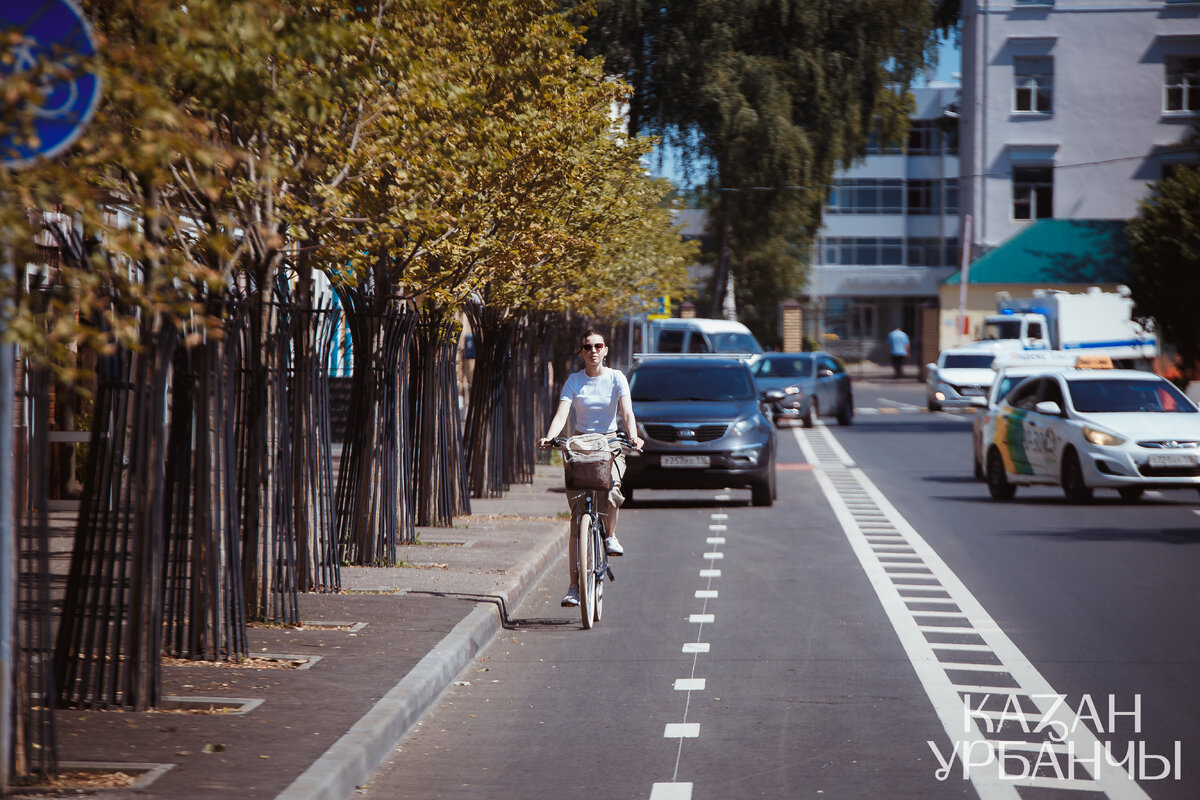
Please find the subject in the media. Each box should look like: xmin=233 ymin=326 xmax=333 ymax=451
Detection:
xmin=1128 ymin=161 xmax=1200 ymax=372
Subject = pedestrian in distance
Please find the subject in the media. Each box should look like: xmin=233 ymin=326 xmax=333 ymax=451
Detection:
xmin=539 ymin=329 xmax=645 ymax=608
xmin=887 ymin=325 xmax=911 ymax=379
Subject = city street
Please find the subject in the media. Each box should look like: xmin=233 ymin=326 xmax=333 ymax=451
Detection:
xmin=360 ymin=378 xmax=1200 ymax=800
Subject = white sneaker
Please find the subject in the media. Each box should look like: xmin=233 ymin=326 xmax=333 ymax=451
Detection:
xmin=561 ymin=586 xmax=580 ymax=607
xmin=605 ymin=536 xmax=624 ymax=556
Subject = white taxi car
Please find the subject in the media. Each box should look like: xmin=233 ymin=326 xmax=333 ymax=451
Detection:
xmin=971 ymin=352 xmax=1078 ymax=480
xmin=982 ymin=368 xmax=1200 ymax=502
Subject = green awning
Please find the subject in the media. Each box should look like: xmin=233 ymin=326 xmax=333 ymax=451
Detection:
xmin=945 ymin=219 xmax=1131 ymax=285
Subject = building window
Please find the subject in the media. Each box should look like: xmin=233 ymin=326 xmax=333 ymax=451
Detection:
xmin=906 ymin=237 xmax=959 ymax=267
xmin=1165 ymin=56 xmax=1200 ymax=115
xmin=826 ymin=180 xmax=903 ymax=214
xmin=906 ymin=120 xmax=959 ymax=156
xmin=1014 ymin=56 xmax=1053 ymax=114
xmin=1013 ymin=166 xmax=1053 ymax=220
xmin=907 ymin=180 xmax=941 ymax=215
xmin=820 ymin=237 xmax=904 ymax=265
xmin=909 ymin=179 xmax=958 ymax=215
xmin=944 ymin=179 xmax=959 ymax=214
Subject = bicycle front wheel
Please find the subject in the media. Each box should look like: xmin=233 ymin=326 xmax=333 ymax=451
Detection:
xmin=578 ymin=513 xmax=597 ymax=628
xmin=593 ymin=521 xmax=605 ymax=623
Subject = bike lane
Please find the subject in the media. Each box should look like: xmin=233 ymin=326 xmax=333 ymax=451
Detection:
xmin=356 ymin=428 xmax=982 ymax=799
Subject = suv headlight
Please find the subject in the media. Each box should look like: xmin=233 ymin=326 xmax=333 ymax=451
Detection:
xmin=784 ymin=385 xmax=801 ymax=395
xmin=1082 ymin=425 xmax=1125 ymax=447
xmin=732 ymin=416 xmax=763 ymax=435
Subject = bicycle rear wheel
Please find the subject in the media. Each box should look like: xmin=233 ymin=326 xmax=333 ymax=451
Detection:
xmin=578 ymin=513 xmax=597 ymax=628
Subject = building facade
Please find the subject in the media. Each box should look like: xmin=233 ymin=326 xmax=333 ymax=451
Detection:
xmin=805 ymin=85 xmax=962 ymax=363
xmin=960 ymin=0 xmax=1200 ymax=255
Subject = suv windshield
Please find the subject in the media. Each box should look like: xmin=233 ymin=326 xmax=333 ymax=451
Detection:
xmin=630 ymin=365 xmax=755 ymax=402
xmin=1067 ymin=378 xmax=1197 ymax=413
xmin=943 ymin=354 xmax=994 ymax=369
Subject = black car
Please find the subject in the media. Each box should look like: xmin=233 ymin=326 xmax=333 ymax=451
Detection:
xmin=623 ymin=356 xmax=777 ymax=506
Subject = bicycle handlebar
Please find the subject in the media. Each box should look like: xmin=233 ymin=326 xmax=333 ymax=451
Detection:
xmin=539 ymin=433 xmax=642 ymax=454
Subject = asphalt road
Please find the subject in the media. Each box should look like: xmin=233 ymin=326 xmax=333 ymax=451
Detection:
xmin=361 ymin=379 xmax=1200 ymax=800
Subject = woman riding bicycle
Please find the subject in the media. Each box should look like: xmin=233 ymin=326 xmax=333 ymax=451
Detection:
xmin=538 ymin=329 xmax=644 ymax=608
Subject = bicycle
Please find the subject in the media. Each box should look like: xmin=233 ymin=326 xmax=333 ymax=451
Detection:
xmin=542 ymin=433 xmax=640 ymax=629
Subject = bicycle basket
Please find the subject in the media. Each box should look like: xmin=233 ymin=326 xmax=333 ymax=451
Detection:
xmin=563 ymin=447 xmax=614 ymax=491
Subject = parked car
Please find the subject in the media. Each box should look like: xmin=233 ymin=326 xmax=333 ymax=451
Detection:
xmin=749 ymin=351 xmax=853 ymax=427
xmin=982 ymin=368 xmax=1200 ymax=502
xmin=623 ymin=355 xmax=777 ymax=506
xmin=926 ymin=345 xmax=997 ymax=411
xmin=643 ymin=318 xmax=763 ymax=356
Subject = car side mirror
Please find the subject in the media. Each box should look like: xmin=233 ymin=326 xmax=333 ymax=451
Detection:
xmin=762 ymin=389 xmax=785 ymax=402
xmin=1034 ymin=400 xmax=1063 ymax=416
xmin=925 ymin=363 xmax=936 ymax=372
xmin=818 ymin=369 xmax=834 ymax=378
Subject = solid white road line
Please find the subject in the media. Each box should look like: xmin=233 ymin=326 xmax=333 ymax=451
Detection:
xmin=794 ymin=425 xmax=1151 ymax=800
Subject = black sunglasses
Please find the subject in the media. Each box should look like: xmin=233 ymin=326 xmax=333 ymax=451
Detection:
xmin=580 ymin=343 xmax=605 ymax=351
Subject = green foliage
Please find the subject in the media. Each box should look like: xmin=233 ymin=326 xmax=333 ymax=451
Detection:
xmin=571 ymin=0 xmax=940 ymax=324
xmin=1128 ymin=161 xmax=1200 ymax=370
xmin=1 ymin=0 xmax=695 ymax=379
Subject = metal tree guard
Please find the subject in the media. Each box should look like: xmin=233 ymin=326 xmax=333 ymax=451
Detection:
xmin=463 ymin=304 xmax=517 ymax=499
xmin=283 ymin=293 xmax=340 ymax=591
xmin=12 ymin=360 xmax=58 ymax=780
xmin=505 ymin=312 xmax=557 ymax=485
xmin=54 ymin=329 xmax=178 ymax=710
xmin=234 ymin=295 xmax=300 ymax=624
xmin=334 ymin=289 xmax=416 ymax=563
xmin=410 ymin=310 xmax=471 ymax=527
xmin=162 ymin=301 xmax=247 ymax=661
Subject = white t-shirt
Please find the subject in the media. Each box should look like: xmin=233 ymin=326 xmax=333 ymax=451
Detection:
xmin=560 ymin=368 xmax=630 ymax=433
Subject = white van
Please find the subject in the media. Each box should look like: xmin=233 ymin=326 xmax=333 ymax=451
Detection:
xmin=646 ymin=318 xmax=763 ymax=355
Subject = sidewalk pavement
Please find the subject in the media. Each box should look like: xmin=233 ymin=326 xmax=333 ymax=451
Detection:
xmin=18 ymin=466 xmax=570 ymax=800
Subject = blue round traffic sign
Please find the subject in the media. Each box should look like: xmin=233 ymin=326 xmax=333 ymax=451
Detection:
xmin=1 ymin=0 xmax=102 ymax=168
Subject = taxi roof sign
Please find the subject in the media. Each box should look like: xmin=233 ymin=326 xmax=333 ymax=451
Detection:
xmin=992 ymin=351 xmax=1112 ymax=371
xmin=1073 ymin=355 xmax=1113 ymax=370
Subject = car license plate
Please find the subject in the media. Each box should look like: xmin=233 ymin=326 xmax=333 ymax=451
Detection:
xmin=662 ymin=455 xmax=710 ymax=468
xmin=961 ymin=387 xmax=985 ymax=396
xmin=1149 ymin=453 xmax=1199 ymax=468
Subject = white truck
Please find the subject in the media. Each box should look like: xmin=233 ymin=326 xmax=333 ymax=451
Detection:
xmin=981 ymin=286 xmax=1157 ymax=364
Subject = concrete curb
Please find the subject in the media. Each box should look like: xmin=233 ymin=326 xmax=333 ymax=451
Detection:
xmin=274 ymin=523 xmax=564 ymax=800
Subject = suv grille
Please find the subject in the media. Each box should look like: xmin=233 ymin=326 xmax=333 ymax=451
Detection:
xmin=644 ymin=423 xmax=728 ymax=443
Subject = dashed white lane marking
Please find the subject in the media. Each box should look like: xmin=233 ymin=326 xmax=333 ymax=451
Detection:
xmin=649 ymin=782 xmax=693 ymax=800
xmin=654 ymin=491 xmax=730 ymax=798
xmin=664 ymin=723 xmax=701 ymax=738
xmin=794 ymin=425 xmax=1151 ymax=800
